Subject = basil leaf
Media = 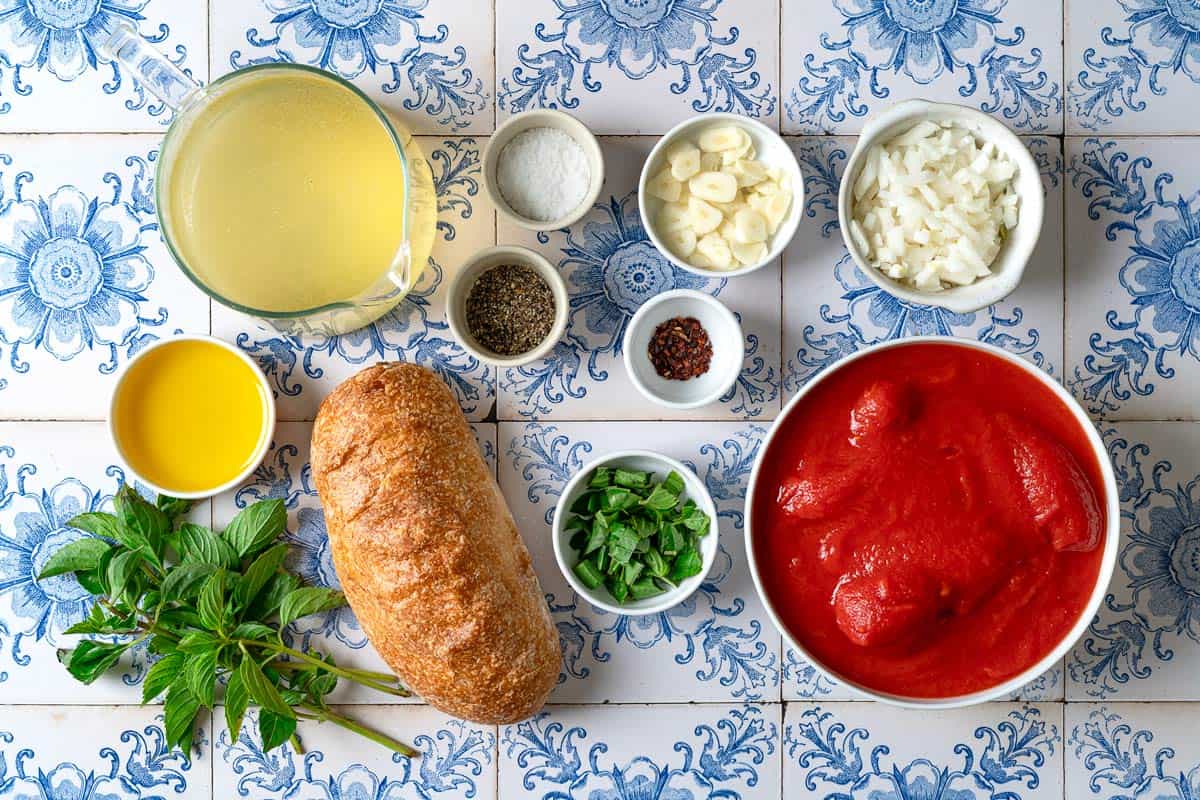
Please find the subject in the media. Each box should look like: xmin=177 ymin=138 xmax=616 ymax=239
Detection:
xmin=160 ymin=563 xmax=215 ymax=602
xmin=669 ymin=546 xmax=704 ymax=582
xmin=185 ymin=646 xmax=219 ymax=708
xmin=231 ymin=622 xmax=275 ymax=642
xmin=629 ymin=577 xmax=666 ymax=601
xmin=224 ymin=499 xmax=287 ymax=558
xmin=76 ymin=567 xmax=106 ymax=596
xmin=177 ymin=524 xmax=238 ymax=569
xmin=662 ymin=470 xmax=685 ymax=498
xmin=176 ymin=630 xmax=221 ymax=654
xmin=156 ymin=495 xmax=193 ymax=522
xmin=278 ymin=587 xmax=345 ymax=628
xmin=234 ymin=543 xmax=289 ymax=611
xmin=224 ymin=668 xmax=250 ymax=744
xmin=640 ymin=485 xmax=678 ymax=512
xmin=38 ymin=537 xmax=111 ymax=580
xmin=198 ymin=569 xmax=227 ymax=631
xmin=238 ymin=657 xmax=295 ymax=719
xmin=588 ymin=467 xmax=612 ymax=488
xmin=258 ymin=710 xmax=297 ymax=752
xmin=247 ymin=573 xmax=299 ymax=621
xmin=114 ymin=485 xmax=168 ymax=560
xmin=163 ymin=682 xmax=201 ymax=752
xmin=59 ymin=640 xmax=129 ymax=685
xmin=106 ymin=549 xmax=144 ymax=605
xmin=142 ymin=652 xmax=186 ymax=703
xmin=614 ymin=468 xmax=650 ymax=490
xmin=65 ymin=511 xmax=124 ymax=542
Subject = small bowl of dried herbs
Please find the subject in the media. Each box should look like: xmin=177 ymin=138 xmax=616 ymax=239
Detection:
xmin=552 ymin=450 xmax=719 ymax=616
xmin=447 ymin=245 xmax=569 ymax=367
xmin=622 ymin=289 xmax=744 ymax=410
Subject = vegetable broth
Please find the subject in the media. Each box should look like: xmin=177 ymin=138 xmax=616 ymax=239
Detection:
xmin=164 ymin=68 xmax=408 ymax=313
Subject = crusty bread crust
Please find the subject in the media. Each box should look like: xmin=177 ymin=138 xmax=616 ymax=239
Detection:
xmin=310 ymin=363 xmax=559 ymax=724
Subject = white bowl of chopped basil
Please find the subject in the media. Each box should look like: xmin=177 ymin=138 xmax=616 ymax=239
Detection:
xmin=552 ymin=450 xmax=719 ymax=616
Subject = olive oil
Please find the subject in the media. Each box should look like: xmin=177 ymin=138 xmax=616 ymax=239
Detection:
xmin=112 ymin=339 xmax=270 ymax=494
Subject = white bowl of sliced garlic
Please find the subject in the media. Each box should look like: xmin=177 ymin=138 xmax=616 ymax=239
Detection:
xmin=837 ymin=100 xmax=1044 ymax=314
xmin=639 ymin=113 xmax=803 ymax=277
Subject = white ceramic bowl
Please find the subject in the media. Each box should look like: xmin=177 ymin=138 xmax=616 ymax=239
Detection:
xmin=553 ymin=450 xmax=720 ymax=616
xmin=837 ymin=99 xmax=1044 ymax=314
xmin=108 ymin=334 xmax=276 ymax=500
xmin=744 ymin=336 xmax=1120 ymax=708
xmin=483 ymin=109 xmax=605 ymax=232
xmin=622 ymin=289 xmax=742 ymax=410
xmin=446 ymin=245 xmax=570 ymax=368
xmin=639 ymin=112 xmax=804 ymax=278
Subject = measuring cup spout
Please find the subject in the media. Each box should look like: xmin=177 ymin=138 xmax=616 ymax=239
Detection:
xmin=99 ymin=21 xmax=199 ymax=111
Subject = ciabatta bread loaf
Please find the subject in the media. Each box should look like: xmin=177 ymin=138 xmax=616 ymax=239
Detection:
xmin=310 ymin=363 xmax=559 ymax=723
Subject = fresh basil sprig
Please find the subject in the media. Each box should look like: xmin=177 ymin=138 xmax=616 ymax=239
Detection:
xmin=39 ymin=484 xmax=415 ymax=757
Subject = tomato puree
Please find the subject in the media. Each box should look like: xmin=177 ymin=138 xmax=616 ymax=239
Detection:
xmin=753 ymin=343 xmax=1107 ymax=697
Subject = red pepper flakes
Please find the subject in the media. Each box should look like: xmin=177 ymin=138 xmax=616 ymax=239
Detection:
xmin=648 ymin=316 xmax=712 ymax=380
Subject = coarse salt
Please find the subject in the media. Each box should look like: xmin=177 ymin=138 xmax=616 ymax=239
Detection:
xmin=496 ymin=127 xmax=590 ymax=222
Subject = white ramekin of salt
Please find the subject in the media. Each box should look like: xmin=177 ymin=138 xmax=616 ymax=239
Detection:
xmin=484 ymin=110 xmax=605 ymax=232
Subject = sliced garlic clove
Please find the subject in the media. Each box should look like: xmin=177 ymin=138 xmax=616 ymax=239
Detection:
xmin=700 ymin=151 xmax=723 ymax=173
xmin=658 ymin=202 xmax=692 ymax=233
xmin=647 ymin=168 xmax=682 ymax=203
xmin=732 ymin=240 xmax=769 ymax=266
xmin=696 ymin=232 xmax=734 ymax=269
xmin=699 ymin=126 xmax=744 ymax=153
xmin=668 ymin=141 xmax=701 ymax=182
xmin=688 ymin=171 xmax=738 ymax=204
xmin=687 ymin=196 xmax=724 ymax=235
xmin=733 ymin=208 xmax=768 ymax=244
xmin=664 ymin=226 xmax=697 ymax=258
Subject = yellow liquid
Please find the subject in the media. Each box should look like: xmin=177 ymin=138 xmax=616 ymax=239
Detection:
xmin=164 ymin=68 xmax=409 ymax=313
xmin=113 ymin=340 xmax=271 ymax=494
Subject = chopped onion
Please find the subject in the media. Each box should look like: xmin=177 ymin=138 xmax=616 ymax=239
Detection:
xmin=850 ymin=121 xmax=1020 ymax=292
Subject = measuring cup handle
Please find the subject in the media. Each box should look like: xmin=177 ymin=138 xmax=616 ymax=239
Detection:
xmin=100 ymin=21 xmax=199 ymax=111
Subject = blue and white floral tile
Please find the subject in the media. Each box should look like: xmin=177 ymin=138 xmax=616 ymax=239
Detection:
xmin=0 ymin=1 xmax=206 ymax=133
xmin=1068 ymin=422 xmax=1200 ymax=701
xmin=209 ymin=0 xmax=493 ymax=134
xmin=496 ymin=137 xmax=782 ymax=421
xmin=214 ymin=419 xmax=497 ymax=706
xmin=0 ymin=705 xmax=211 ymax=798
xmin=1067 ymin=0 xmax=1200 ymax=134
xmin=784 ymin=702 xmax=1064 ymax=799
xmin=781 ymin=0 xmax=1064 ymax=135
xmin=1064 ymin=137 xmax=1200 ymax=420
xmin=500 ymin=703 xmax=781 ymax=800
xmin=495 ymin=0 xmax=780 ymax=133
xmin=214 ymin=706 xmax=496 ymax=800
xmin=782 ymin=135 xmax=1065 ymax=401
xmin=0 ymin=134 xmax=210 ymax=419
xmin=500 ymin=421 xmax=781 ymax=703
xmin=0 ymin=422 xmax=210 ymax=703
xmin=213 ymin=135 xmax=496 ymax=423
xmin=1066 ymin=703 xmax=1200 ymax=800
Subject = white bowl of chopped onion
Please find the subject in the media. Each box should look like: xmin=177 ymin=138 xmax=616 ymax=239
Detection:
xmin=838 ymin=100 xmax=1044 ymax=313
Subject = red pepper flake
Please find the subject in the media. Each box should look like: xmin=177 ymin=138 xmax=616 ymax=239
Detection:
xmin=648 ymin=316 xmax=713 ymax=381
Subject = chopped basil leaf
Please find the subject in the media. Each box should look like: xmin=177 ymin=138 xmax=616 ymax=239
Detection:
xmin=566 ymin=466 xmax=712 ymax=605
xmin=574 ymin=560 xmax=604 ymax=589
xmin=614 ymin=469 xmax=651 ymax=489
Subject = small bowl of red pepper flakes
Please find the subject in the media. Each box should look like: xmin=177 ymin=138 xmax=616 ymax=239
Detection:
xmin=622 ymin=289 xmax=743 ymax=410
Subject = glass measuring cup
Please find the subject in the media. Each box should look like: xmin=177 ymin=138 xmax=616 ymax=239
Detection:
xmin=101 ymin=25 xmax=436 ymax=336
